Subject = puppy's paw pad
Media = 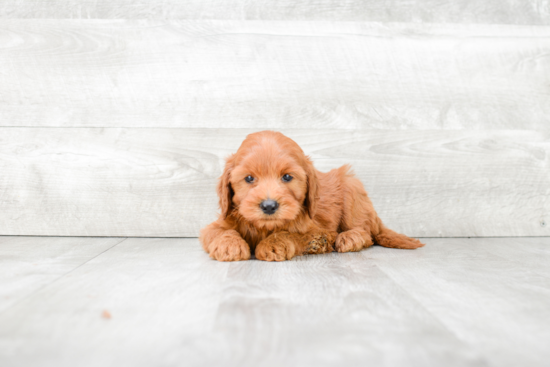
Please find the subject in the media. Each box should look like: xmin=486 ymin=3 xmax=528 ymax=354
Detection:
xmin=305 ymin=240 xmax=320 ymax=254
xmin=305 ymin=233 xmax=334 ymax=254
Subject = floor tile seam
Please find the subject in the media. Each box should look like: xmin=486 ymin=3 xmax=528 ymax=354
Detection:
xmin=371 ymin=259 xmax=493 ymax=367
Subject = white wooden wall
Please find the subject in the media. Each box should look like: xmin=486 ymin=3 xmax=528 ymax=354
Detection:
xmin=0 ymin=2 xmax=549 ymax=237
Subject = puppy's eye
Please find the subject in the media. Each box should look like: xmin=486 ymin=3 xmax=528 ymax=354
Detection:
xmin=282 ymin=174 xmax=293 ymax=182
xmin=245 ymin=175 xmax=254 ymax=183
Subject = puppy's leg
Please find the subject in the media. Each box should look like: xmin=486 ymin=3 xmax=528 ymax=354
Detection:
xmin=255 ymin=231 xmax=299 ymax=261
xmin=200 ymin=222 xmax=250 ymax=262
xmin=335 ymin=228 xmax=373 ymax=253
xmin=255 ymin=230 xmax=336 ymax=261
xmin=338 ymin=171 xmax=424 ymax=251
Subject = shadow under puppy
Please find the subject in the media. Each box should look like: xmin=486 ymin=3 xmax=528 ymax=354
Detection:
xmin=200 ymin=131 xmax=424 ymax=261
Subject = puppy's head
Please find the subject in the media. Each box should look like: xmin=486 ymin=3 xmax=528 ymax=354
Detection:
xmin=217 ymin=131 xmax=318 ymax=230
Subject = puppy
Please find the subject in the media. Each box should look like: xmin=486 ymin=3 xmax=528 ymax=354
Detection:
xmin=200 ymin=131 xmax=424 ymax=261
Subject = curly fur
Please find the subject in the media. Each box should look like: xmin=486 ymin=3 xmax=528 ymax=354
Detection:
xmin=200 ymin=131 xmax=424 ymax=261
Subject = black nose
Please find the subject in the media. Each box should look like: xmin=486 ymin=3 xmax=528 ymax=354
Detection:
xmin=260 ymin=200 xmax=279 ymax=215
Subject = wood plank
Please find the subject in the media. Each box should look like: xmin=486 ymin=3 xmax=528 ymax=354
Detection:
xmin=450 ymin=237 xmax=550 ymax=279
xmin=1 ymin=0 xmax=549 ymax=25
xmin=0 ymin=237 xmax=487 ymax=367
xmin=0 ymin=236 xmax=124 ymax=313
xmin=0 ymin=238 xmax=230 ymax=367
xmin=1 ymin=20 xmax=549 ymax=129
xmin=0 ymin=128 xmax=548 ymax=237
xmin=190 ymin=252 xmax=486 ymax=366
xmin=369 ymin=237 xmax=550 ymax=367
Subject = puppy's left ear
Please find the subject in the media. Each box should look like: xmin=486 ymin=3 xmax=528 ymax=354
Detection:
xmin=217 ymin=154 xmax=235 ymax=219
xmin=304 ymin=156 xmax=319 ymax=219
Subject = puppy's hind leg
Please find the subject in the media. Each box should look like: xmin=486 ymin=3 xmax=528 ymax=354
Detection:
xmin=335 ymin=171 xmax=376 ymax=253
xmin=335 ymin=228 xmax=373 ymax=253
xmin=337 ymin=167 xmax=424 ymax=251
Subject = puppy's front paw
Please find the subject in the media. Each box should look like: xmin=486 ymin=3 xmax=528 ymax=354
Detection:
xmin=255 ymin=232 xmax=296 ymax=261
xmin=208 ymin=232 xmax=251 ymax=262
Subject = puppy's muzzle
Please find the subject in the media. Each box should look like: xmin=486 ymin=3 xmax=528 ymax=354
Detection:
xmin=260 ymin=200 xmax=279 ymax=215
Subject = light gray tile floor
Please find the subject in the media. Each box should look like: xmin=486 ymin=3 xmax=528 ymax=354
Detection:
xmin=0 ymin=236 xmax=549 ymax=367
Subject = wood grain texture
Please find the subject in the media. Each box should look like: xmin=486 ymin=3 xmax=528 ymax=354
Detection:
xmin=0 ymin=236 xmax=124 ymax=313
xmin=370 ymin=237 xmax=550 ymax=367
xmin=0 ymin=237 xmax=480 ymax=367
xmin=0 ymin=0 xmax=549 ymax=24
xmin=192 ymin=252 xmax=484 ymax=367
xmin=1 ymin=20 xmax=549 ymax=129
xmin=0 ymin=128 xmax=548 ymax=237
xmin=1 ymin=237 xmax=550 ymax=366
xmin=466 ymin=237 xmax=550 ymax=278
xmin=0 ymin=238 xmax=231 ymax=367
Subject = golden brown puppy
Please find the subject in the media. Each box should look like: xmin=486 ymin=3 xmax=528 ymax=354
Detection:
xmin=200 ymin=131 xmax=424 ymax=261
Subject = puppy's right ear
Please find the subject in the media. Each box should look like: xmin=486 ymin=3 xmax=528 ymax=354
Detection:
xmin=217 ymin=154 xmax=235 ymax=219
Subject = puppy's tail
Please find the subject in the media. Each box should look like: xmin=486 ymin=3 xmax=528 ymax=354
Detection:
xmin=373 ymin=219 xmax=425 ymax=249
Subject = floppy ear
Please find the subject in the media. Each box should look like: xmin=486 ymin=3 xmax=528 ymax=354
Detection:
xmin=217 ymin=154 xmax=235 ymax=219
xmin=303 ymin=156 xmax=319 ymax=219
